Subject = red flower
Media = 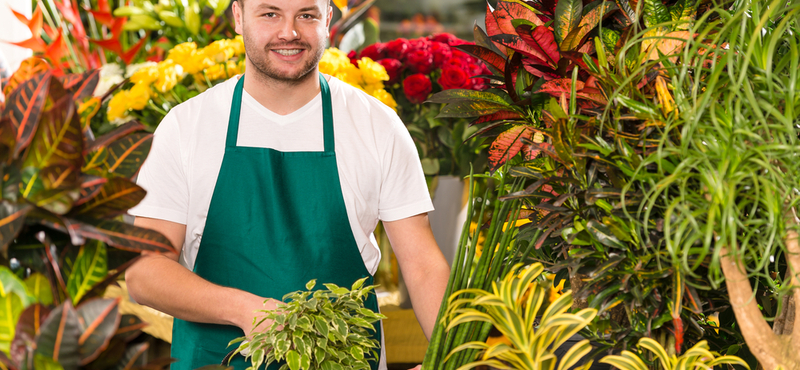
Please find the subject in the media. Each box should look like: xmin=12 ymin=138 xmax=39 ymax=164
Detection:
xmin=360 ymin=43 xmax=386 ymax=61
xmin=379 ymin=58 xmax=403 ymax=84
xmin=406 ymin=49 xmax=434 ymax=74
xmin=347 ymin=50 xmax=359 ymax=65
xmin=403 ymin=73 xmax=433 ymax=104
xmin=432 ymin=33 xmax=459 ymax=46
xmin=438 ymin=67 xmax=470 ymax=90
xmin=431 ymin=42 xmax=452 ymax=66
xmin=386 ymin=38 xmax=411 ymax=60
xmin=443 ymin=57 xmax=468 ymax=71
xmin=409 ymin=37 xmax=431 ymax=51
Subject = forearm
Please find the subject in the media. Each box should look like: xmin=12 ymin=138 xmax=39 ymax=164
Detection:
xmin=125 ymin=254 xmax=271 ymax=333
xmin=402 ymin=259 xmax=450 ymax=340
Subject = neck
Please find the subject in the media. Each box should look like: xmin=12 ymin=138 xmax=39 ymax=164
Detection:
xmin=242 ymin=64 xmax=321 ymax=116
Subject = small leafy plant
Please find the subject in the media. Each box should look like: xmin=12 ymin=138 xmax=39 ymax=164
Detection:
xmin=233 ymin=278 xmax=386 ymax=370
xmin=600 ymin=337 xmax=749 ymax=370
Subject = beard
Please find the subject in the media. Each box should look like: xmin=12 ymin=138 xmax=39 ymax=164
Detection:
xmin=242 ymin=25 xmax=326 ymax=84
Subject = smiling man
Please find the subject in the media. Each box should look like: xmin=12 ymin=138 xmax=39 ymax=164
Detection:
xmin=124 ymin=0 xmax=450 ymax=369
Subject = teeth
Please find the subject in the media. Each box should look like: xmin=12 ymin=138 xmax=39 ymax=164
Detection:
xmin=275 ymin=49 xmax=301 ymax=56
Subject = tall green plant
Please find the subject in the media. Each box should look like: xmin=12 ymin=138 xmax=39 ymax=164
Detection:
xmin=630 ymin=0 xmax=800 ymax=367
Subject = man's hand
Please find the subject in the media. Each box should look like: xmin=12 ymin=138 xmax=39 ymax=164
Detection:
xmin=237 ymin=298 xmax=283 ymax=336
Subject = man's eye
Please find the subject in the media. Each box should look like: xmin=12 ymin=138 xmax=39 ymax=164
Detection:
xmin=300 ymin=14 xmax=314 ymax=19
xmin=264 ymin=12 xmax=276 ymax=17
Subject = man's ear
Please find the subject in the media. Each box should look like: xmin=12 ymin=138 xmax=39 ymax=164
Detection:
xmin=326 ymin=5 xmax=333 ymax=29
xmin=232 ymin=0 xmax=244 ymax=35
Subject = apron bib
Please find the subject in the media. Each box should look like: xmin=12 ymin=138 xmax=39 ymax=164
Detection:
xmin=170 ymin=74 xmax=381 ymax=370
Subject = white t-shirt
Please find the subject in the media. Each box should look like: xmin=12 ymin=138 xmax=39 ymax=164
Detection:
xmin=129 ymin=75 xmax=434 ymax=275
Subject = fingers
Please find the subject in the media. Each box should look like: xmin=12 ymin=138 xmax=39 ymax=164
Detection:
xmin=407 ymin=365 xmax=422 ymax=370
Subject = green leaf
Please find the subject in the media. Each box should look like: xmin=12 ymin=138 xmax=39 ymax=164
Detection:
xmin=66 ymin=240 xmax=108 ymax=304
xmin=644 ymin=0 xmax=671 ymax=28
xmin=0 ymin=267 xmax=35 ymax=307
xmin=101 ymin=133 xmax=152 ymax=179
xmin=25 ymin=273 xmax=53 ymax=306
xmin=437 ymin=101 xmax=511 ymax=118
xmin=350 ymin=346 xmax=364 ymax=361
xmin=427 ymin=90 xmax=510 ymax=106
xmin=305 ymin=280 xmax=316 ymax=290
xmin=0 ymin=201 xmax=32 ymax=253
xmin=585 ymin=219 xmax=628 ymax=249
xmin=554 ymin=0 xmax=583 ymax=45
xmin=34 ymin=353 xmax=65 ymax=370
xmin=70 ymin=177 xmax=145 ymax=219
xmin=0 ymin=291 xmax=24 ymax=354
xmin=286 ymin=350 xmax=301 ymax=370
xmin=4 ymin=71 xmax=52 ymax=157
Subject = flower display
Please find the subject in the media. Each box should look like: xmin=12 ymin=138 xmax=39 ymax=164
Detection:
xmin=106 ymin=36 xmax=246 ymax=125
xmin=318 ymin=48 xmax=396 ymax=110
xmin=356 ymin=33 xmax=491 ymax=178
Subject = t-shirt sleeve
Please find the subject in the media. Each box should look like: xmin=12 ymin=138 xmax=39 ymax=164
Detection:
xmin=378 ymin=113 xmax=435 ymax=221
xmin=128 ymin=111 xmax=188 ymax=224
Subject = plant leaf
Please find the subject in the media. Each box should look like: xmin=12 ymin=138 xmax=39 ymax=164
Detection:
xmin=3 ymin=71 xmax=52 ymax=158
xmin=644 ymin=0 xmax=671 ymax=28
xmin=76 ymin=298 xmax=121 ymax=365
xmin=488 ymin=126 xmax=533 ymax=170
xmin=10 ymin=304 xmax=52 ymax=364
xmin=493 ymin=0 xmax=544 ymax=36
xmin=51 ymin=218 xmax=176 ymax=255
xmin=490 ymin=34 xmax=549 ymax=63
xmin=438 ymin=100 xmax=511 ymax=118
xmin=454 ymin=45 xmax=507 ymax=75
xmin=66 ymin=240 xmax=108 ymax=304
xmin=35 ymin=301 xmax=81 ymax=370
xmin=69 ymin=178 xmax=145 ymax=219
xmin=517 ymin=25 xmax=561 ymax=67
xmin=0 ymin=201 xmax=33 ymax=254
xmin=111 ymin=341 xmax=147 ymax=370
xmin=554 ymin=0 xmax=583 ymax=45
xmin=101 ymin=132 xmax=152 ymax=179
xmin=57 ymin=70 xmax=100 ymax=102
xmin=428 ymin=89 xmax=510 ymax=105
xmin=25 ymin=274 xmax=53 ymax=306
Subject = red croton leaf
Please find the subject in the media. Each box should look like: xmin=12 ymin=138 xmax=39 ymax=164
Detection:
xmin=537 ymin=78 xmax=585 ymax=96
xmin=488 ymin=125 xmax=533 ymax=170
xmin=517 ymin=25 xmax=560 ymax=68
xmin=470 ymin=110 xmax=524 ymax=126
xmin=485 ymin=2 xmax=504 ymax=37
xmin=492 ymin=1 xmax=544 ymax=35
xmin=456 ymin=45 xmax=506 ymax=75
xmin=523 ymin=63 xmax=559 ymax=81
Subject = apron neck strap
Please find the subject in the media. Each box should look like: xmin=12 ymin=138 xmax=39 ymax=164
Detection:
xmin=226 ymin=73 xmax=335 ymax=153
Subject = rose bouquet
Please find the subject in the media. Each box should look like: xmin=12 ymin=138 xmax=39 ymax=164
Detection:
xmin=355 ymin=33 xmax=492 ymax=177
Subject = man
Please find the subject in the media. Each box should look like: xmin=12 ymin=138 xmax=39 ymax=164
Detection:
xmin=124 ymin=0 xmax=450 ymax=369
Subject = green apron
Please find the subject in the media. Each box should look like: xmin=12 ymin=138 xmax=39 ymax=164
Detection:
xmin=170 ymin=74 xmax=381 ymax=370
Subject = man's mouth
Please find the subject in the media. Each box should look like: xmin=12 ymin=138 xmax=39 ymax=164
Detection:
xmin=273 ymin=49 xmax=303 ymax=56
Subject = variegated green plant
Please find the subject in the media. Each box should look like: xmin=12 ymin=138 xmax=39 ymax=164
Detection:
xmin=443 ymin=262 xmax=597 ymax=370
xmin=600 ymin=338 xmax=749 ymax=370
xmin=233 ymin=278 xmax=386 ymax=370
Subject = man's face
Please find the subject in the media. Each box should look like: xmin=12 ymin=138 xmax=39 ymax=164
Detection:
xmin=233 ymin=0 xmax=331 ymax=84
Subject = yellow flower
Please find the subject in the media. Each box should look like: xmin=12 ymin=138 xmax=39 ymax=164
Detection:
xmin=155 ymin=60 xmax=182 ymax=93
xmin=107 ymin=90 xmax=129 ymax=122
xmin=204 ymin=60 xmax=239 ymax=81
xmin=357 ymin=57 xmax=389 ymax=85
xmin=130 ymin=64 xmax=159 ymax=85
xmin=371 ymin=88 xmax=397 ymax=111
xmin=167 ymin=42 xmax=198 ymax=66
xmin=334 ymin=63 xmax=363 ymax=89
xmin=546 ymin=274 xmax=565 ymax=304
xmin=319 ymin=48 xmax=350 ymax=76
xmin=331 ymin=0 xmax=347 ymax=12
xmin=203 ymin=39 xmax=236 ymax=63
xmin=128 ymin=83 xmax=151 ymax=110
xmin=233 ymin=35 xmax=245 ymax=55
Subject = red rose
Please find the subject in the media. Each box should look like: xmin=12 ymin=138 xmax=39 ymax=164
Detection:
xmin=379 ymin=58 xmax=404 ymax=84
xmin=443 ymin=57 xmax=468 ymax=71
xmin=406 ymin=49 xmax=434 ymax=74
xmin=438 ymin=67 xmax=470 ymax=90
xmin=360 ymin=43 xmax=387 ymax=61
xmin=432 ymin=33 xmax=459 ymax=46
xmin=403 ymin=73 xmax=433 ymax=104
xmin=467 ymin=62 xmax=484 ymax=78
xmin=431 ymin=42 xmax=452 ymax=66
xmin=386 ymin=38 xmax=411 ymax=60
xmin=347 ymin=50 xmax=358 ymax=65
xmin=409 ymin=37 xmax=431 ymax=51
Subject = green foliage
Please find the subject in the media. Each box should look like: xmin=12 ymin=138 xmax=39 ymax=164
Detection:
xmin=444 ymin=263 xmax=597 ymax=370
xmin=600 ymin=337 xmax=749 ymax=370
xmin=0 ymin=68 xmax=175 ymax=370
xmin=234 ymin=278 xmax=386 ymax=370
xmin=113 ymin=0 xmax=231 ymax=47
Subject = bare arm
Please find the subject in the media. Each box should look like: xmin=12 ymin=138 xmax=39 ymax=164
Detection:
xmin=383 ymin=213 xmax=450 ymax=340
xmin=125 ymin=217 xmax=278 ymax=334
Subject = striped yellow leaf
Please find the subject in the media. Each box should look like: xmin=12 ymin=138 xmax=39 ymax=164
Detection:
xmin=600 ymin=350 xmax=648 ymax=370
xmin=637 ymin=337 xmax=673 ymax=369
xmin=557 ymin=339 xmax=592 ymax=370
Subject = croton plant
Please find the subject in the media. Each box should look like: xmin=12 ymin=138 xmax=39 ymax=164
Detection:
xmin=0 ymin=59 xmax=179 ymax=370
xmin=428 ymin=0 xmax=740 ymax=359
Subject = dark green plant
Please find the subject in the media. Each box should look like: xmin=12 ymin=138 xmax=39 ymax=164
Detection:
xmin=233 ymin=278 xmax=385 ymax=370
xmin=0 ymin=65 xmax=177 ymax=369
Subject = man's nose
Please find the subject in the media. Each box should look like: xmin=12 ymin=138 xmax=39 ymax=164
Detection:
xmin=278 ymin=18 xmax=300 ymax=41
